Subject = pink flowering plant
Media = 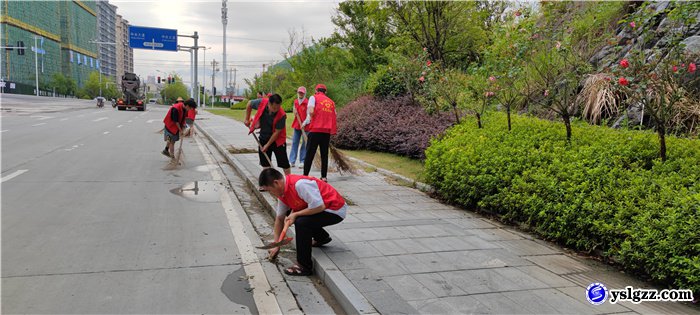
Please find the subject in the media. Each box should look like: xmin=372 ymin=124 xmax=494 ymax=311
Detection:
xmin=611 ymin=12 xmax=700 ymax=161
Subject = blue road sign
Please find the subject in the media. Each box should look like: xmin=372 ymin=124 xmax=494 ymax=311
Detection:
xmin=128 ymin=26 xmax=178 ymax=51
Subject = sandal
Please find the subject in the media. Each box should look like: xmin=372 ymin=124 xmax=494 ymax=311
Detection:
xmin=320 ymin=178 xmax=328 ymax=183
xmin=284 ymin=265 xmax=312 ymax=276
xmin=312 ymin=237 xmax=332 ymax=247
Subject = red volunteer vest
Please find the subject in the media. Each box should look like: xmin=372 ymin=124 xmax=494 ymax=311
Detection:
xmin=279 ymin=174 xmax=345 ymax=212
xmin=309 ymin=92 xmax=337 ymax=134
xmin=291 ymin=98 xmax=309 ymax=130
xmin=186 ymin=108 xmax=197 ymax=121
xmin=249 ymin=98 xmax=287 ymax=146
xmin=164 ymin=102 xmax=185 ymax=134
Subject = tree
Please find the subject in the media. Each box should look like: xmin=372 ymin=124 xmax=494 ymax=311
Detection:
xmin=610 ymin=3 xmax=700 ymax=161
xmin=78 ymin=71 xmax=118 ymax=99
xmin=160 ymin=74 xmax=188 ymax=104
xmin=386 ymin=1 xmax=488 ymax=69
xmin=51 ymin=73 xmax=68 ymax=96
xmin=328 ymin=1 xmax=392 ymax=72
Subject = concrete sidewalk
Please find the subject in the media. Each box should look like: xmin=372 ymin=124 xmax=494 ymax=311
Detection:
xmin=196 ymin=110 xmax=698 ymax=315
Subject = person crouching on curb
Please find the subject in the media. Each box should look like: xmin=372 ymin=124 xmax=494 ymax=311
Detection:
xmin=259 ymin=168 xmax=346 ymax=276
xmin=244 ymin=94 xmax=292 ymax=181
xmin=162 ymin=97 xmax=195 ymax=158
xmin=183 ymin=98 xmax=198 ymax=137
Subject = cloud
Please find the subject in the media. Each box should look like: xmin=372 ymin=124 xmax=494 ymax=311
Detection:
xmin=112 ymin=0 xmax=339 ymax=95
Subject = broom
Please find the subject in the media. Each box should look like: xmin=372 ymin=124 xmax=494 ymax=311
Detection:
xmin=294 ymin=111 xmax=356 ymax=175
xmin=164 ymin=134 xmax=185 ymax=170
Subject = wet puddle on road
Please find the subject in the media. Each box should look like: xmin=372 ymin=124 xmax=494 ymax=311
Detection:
xmin=221 ymin=267 xmax=259 ymax=313
xmin=169 ymin=181 xmax=223 ymax=203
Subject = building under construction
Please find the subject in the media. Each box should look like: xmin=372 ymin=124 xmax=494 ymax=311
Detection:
xmin=1 ymin=0 xmax=130 ymax=95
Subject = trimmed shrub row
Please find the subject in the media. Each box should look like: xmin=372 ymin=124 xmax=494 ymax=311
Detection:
xmin=334 ymin=95 xmax=457 ymax=159
xmin=425 ymin=112 xmax=700 ymax=293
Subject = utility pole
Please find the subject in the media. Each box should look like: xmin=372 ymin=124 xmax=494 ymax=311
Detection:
xmin=211 ymin=59 xmax=219 ymax=106
xmin=201 ymin=46 xmax=210 ymax=107
xmin=261 ymin=63 xmax=266 ymax=93
xmin=233 ymin=67 xmax=237 ymax=96
xmin=222 ymin=0 xmax=228 ymax=102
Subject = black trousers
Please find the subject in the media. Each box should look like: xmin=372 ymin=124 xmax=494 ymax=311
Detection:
xmin=294 ymin=211 xmax=343 ymax=271
xmin=304 ymin=132 xmax=331 ymax=178
xmin=258 ymin=138 xmax=290 ymax=169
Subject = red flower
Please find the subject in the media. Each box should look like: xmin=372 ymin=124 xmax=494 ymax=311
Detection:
xmin=543 ymin=89 xmax=549 ymax=96
xmin=618 ymin=77 xmax=629 ymax=86
xmin=484 ymin=91 xmax=495 ymax=98
xmin=423 ymin=47 xmax=427 ymax=52
xmin=489 ymin=76 xmax=496 ymax=82
xmin=620 ymin=59 xmax=629 ymax=68
xmin=426 ymin=60 xmax=432 ymax=67
xmin=604 ymin=77 xmax=611 ymax=82
xmin=673 ymin=65 xmax=678 ymax=73
xmin=514 ymin=10 xmax=522 ymax=17
xmin=689 ymin=63 xmax=696 ymax=73
xmin=630 ymin=21 xmax=636 ymax=28
xmin=418 ymin=76 xmax=425 ymax=83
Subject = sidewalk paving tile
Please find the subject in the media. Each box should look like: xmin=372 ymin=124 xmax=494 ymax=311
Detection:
xmin=196 ymin=111 xmax=699 ymax=315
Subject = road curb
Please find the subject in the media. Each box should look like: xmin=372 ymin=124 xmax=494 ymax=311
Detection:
xmin=198 ymin=122 xmax=379 ymax=315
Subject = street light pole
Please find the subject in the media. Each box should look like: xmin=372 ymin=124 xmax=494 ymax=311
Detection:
xmin=34 ymin=36 xmax=39 ymax=96
xmin=90 ymin=40 xmax=116 ymax=98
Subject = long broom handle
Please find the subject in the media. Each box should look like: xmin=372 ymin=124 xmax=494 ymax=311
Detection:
xmin=294 ymin=110 xmax=310 ymax=143
xmin=251 ymin=131 xmax=274 ymax=167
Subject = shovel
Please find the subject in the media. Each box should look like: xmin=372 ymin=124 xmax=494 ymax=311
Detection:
xmin=257 ymin=219 xmax=293 ymax=250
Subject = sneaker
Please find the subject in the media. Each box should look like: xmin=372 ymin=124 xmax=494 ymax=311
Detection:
xmin=161 ymin=149 xmax=171 ymax=158
xmin=290 ymin=163 xmax=296 ymax=168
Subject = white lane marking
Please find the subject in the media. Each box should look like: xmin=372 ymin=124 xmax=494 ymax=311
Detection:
xmin=127 ymin=120 xmax=133 ymax=123
xmin=1 ymin=169 xmax=28 ymax=183
xmin=31 ymin=123 xmax=46 ymax=127
xmin=194 ymin=137 xmax=282 ymax=314
xmin=146 ymin=119 xmax=157 ymax=123
xmin=60 ymin=118 xmax=69 ymax=121
xmin=1 ymin=130 xmax=8 ymax=133
xmin=30 ymin=115 xmax=53 ymax=120
xmin=93 ymin=117 xmax=108 ymax=122
xmin=117 ymin=125 xmax=123 ymax=128
xmin=103 ymin=131 xmax=110 ymax=135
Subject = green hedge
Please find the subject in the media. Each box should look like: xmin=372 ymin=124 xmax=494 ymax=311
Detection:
xmin=230 ymin=99 xmax=248 ymax=110
xmin=425 ymin=112 xmax=700 ymax=293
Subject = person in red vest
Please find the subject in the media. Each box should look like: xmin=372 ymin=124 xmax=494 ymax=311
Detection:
xmin=289 ymin=86 xmax=308 ymax=168
xmin=302 ymin=84 xmax=337 ymax=182
xmin=259 ymin=168 xmax=346 ymax=276
xmin=183 ymin=98 xmax=198 ymax=137
xmin=244 ymin=94 xmax=291 ymax=178
xmin=162 ymin=97 xmax=195 ymax=158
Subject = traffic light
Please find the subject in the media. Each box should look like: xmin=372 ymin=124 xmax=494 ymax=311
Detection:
xmin=17 ymin=41 xmax=24 ymax=55
xmin=157 ymin=76 xmax=161 ymax=83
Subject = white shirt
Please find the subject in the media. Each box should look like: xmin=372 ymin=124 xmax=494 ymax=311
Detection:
xmin=275 ymin=178 xmax=347 ymax=219
xmin=305 ymin=96 xmax=316 ymax=122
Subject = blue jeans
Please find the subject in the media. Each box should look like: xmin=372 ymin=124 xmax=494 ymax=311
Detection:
xmin=289 ymin=129 xmax=307 ymax=164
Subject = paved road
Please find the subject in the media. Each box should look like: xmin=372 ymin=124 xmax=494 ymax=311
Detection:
xmin=1 ymin=104 xmax=268 ymax=313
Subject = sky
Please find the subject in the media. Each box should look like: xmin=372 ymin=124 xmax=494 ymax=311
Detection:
xmin=111 ymin=0 xmax=340 ymax=95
